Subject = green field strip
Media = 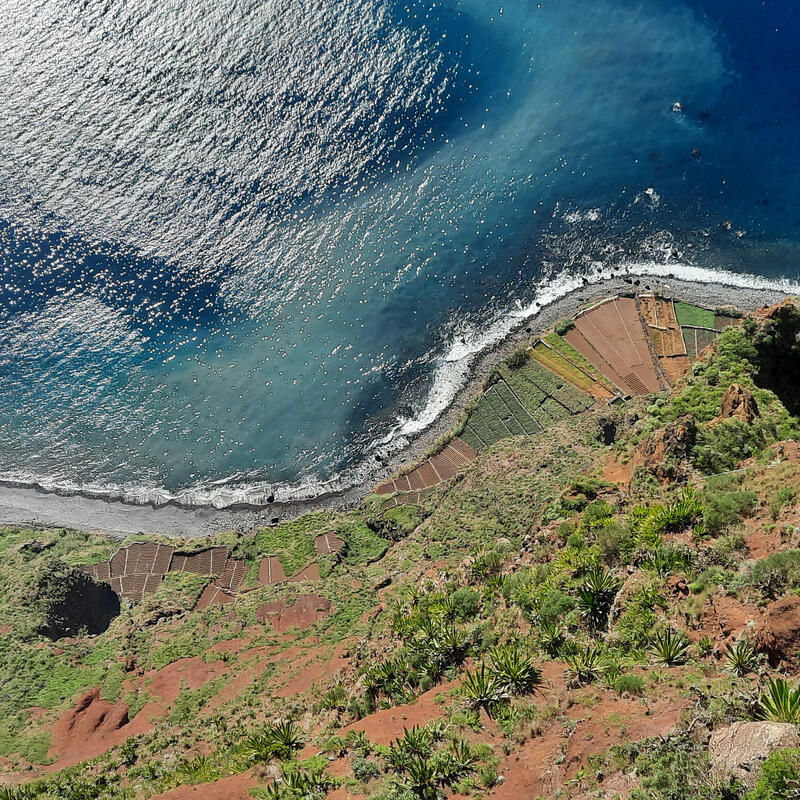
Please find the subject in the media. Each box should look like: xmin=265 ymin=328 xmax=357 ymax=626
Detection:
xmin=682 ymin=328 xmax=698 ymax=359
xmin=674 ymin=301 xmax=715 ymax=329
xmin=552 ymin=380 xmax=594 ymax=413
xmin=519 ymin=357 xmax=563 ymax=396
xmin=540 ymin=396 xmax=572 ymax=421
xmin=494 ymin=381 xmax=542 ymax=434
xmin=695 ymin=328 xmax=718 ymax=352
xmin=531 ymin=342 xmax=595 ymax=394
xmin=465 ymin=404 xmax=498 ymax=447
xmin=498 ymin=365 xmax=548 ymax=411
xmin=485 ymin=386 xmax=527 ymax=436
xmin=473 ymin=400 xmax=510 ymax=443
xmin=459 ymin=425 xmax=485 ymax=452
xmin=544 ymin=333 xmax=617 ymax=394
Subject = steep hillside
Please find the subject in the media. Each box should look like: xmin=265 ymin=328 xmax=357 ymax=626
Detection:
xmin=2 ymin=299 xmax=800 ymax=800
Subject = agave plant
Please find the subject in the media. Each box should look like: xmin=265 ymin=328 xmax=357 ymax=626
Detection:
xmin=576 ymin=567 xmax=619 ymax=630
xmin=537 ymin=620 xmax=566 ymax=657
xmin=564 ymin=645 xmax=606 ymax=686
xmin=401 ymin=755 xmax=442 ymax=800
xmin=725 ymin=639 xmax=760 ymax=677
xmin=241 ymin=720 xmax=304 ymax=765
xmin=755 ymin=678 xmax=800 ymax=723
xmin=438 ymin=739 xmax=478 ymax=784
xmin=649 ymin=627 xmax=690 ymax=666
xmin=177 ymin=754 xmax=220 ymax=784
xmin=461 ymin=662 xmax=506 ymax=710
xmin=488 ymin=643 xmax=542 ymax=695
xmin=398 ymin=726 xmax=434 ymax=757
xmin=345 ymin=728 xmax=372 ymax=756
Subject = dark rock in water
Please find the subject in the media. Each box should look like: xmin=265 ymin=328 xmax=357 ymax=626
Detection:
xmin=645 ymin=284 xmax=651 ymax=290
xmin=633 ymin=279 xmax=640 ymax=286
xmin=525 ymin=326 xmax=531 ymax=333
xmin=266 ymin=494 xmax=275 ymax=504
xmin=271 ymin=517 xmax=280 ymax=525
xmin=623 ymin=277 xmax=632 ymax=284
xmin=31 ymin=559 xmax=120 ymax=640
xmin=375 ymin=454 xmax=383 ymax=462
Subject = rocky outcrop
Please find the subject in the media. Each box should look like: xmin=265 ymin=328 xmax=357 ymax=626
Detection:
xmin=31 ymin=559 xmax=120 ymax=640
xmin=718 ymin=383 xmax=759 ymax=423
xmin=709 ymin=721 xmax=800 ymax=789
xmin=756 ymin=593 xmax=800 ymax=666
xmin=631 ymin=414 xmax=697 ymax=482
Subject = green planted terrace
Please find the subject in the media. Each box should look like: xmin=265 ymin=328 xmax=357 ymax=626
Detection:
xmin=459 ymin=350 xmax=594 ymax=452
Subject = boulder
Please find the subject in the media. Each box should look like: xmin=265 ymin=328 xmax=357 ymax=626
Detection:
xmin=719 ymin=383 xmax=759 ymax=423
xmin=709 ymin=721 xmax=800 ymax=789
xmin=756 ymin=593 xmax=800 ymax=666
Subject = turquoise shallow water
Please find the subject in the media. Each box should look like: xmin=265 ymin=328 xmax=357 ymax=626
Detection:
xmin=0 ymin=0 xmax=799 ymax=505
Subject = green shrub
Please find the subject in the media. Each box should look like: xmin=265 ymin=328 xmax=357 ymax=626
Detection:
xmin=555 ymin=318 xmax=574 ymax=336
xmin=595 ymin=522 xmax=634 ymax=565
xmin=505 ymin=347 xmax=530 ymax=369
xmin=749 ymin=550 xmax=800 ymax=599
xmin=446 ymin=587 xmax=480 ymax=621
xmin=745 ymin=747 xmax=800 ymax=800
xmin=628 ymin=734 xmax=729 ymax=800
xmin=703 ymin=485 xmax=757 ymax=535
xmin=614 ymin=674 xmax=645 ymax=696
xmin=770 ymin=487 xmax=798 ymax=522
xmin=352 ymin=757 xmax=383 ymax=782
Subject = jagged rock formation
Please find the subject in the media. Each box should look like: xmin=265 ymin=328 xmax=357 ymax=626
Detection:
xmin=756 ymin=593 xmax=800 ymax=666
xmin=719 ymin=383 xmax=759 ymax=423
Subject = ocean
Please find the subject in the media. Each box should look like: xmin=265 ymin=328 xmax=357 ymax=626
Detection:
xmin=1 ymin=0 xmax=799 ymax=506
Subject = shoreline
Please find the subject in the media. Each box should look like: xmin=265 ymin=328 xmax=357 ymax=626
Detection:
xmin=0 ymin=269 xmax=792 ymax=539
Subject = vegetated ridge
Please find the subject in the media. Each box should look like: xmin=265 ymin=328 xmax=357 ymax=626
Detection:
xmin=1 ymin=296 xmax=800 ymax=800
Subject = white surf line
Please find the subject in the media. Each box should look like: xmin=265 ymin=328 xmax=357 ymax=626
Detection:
xmin=2 ymin=262 xmax=797 ymax=510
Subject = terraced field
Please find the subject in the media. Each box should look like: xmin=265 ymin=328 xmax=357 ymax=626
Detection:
xmin=673 ymin=301 xmax=742 ymax=359
xmin=375 ymin=292 xmax=744 ymax=502
xmin=639 ymin=295 xmax=691 ymax=384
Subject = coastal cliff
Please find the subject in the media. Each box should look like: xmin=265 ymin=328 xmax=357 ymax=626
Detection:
xmin=1 ymin=293 xmax=800 ymax=800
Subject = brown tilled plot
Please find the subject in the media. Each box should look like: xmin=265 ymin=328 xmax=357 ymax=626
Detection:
xmin=258 ymin=555 xmax=287 ymax=585
xmin=196 ymin=584 xmax=236 ymax=609
xmin=374 ymin=438 xmax=476 ymax=494
xmin=314 ymin=532 xmax=345 ymax=556
xmin=574 ymin=298 xmax=662 ymax=394
xmin=638 ymin=296 xmax=691 ymax=385
xmin=169 ymin=546 xmax=229 ymax=576
xmin=289 ymin=563 xmax=321 ymax=583
xmin=217 ymin=559 xmax=248 ymax=592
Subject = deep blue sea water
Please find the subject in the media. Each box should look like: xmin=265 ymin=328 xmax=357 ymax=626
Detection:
xmin=1 ymin=0 xmax=799 ymax=505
